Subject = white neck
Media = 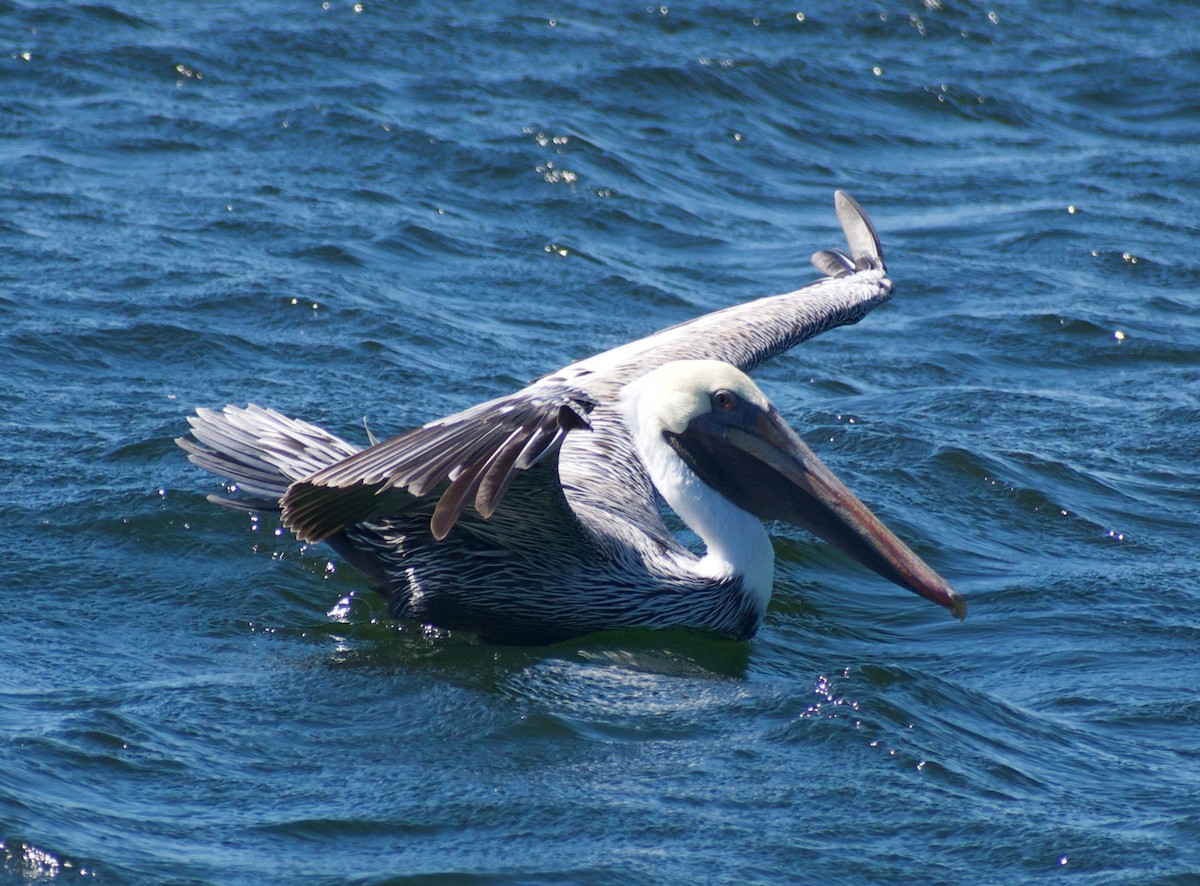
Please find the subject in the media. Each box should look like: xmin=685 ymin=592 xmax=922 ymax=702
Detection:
xmin=632 ymin=426 xmax=776 ymax=612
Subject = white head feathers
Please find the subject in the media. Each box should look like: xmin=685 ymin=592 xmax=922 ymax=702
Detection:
xmin=619 ymin=359 xmax=770 ymax=435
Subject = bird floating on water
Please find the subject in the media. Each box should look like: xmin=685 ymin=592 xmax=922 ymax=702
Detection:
xmin=178 ymin=192 xmax=965 ymax=644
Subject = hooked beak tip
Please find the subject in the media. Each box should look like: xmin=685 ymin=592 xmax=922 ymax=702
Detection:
xmin=946 ymin=588 xmax=968 ymax=621
xmin=896 ymin=562 xmax=966 ymax=621
xmin=896 ymin=568 xmax=967 ymax=621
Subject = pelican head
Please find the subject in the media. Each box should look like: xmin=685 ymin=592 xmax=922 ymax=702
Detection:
xmin=621 ymin=360 xmax=965 ymax=619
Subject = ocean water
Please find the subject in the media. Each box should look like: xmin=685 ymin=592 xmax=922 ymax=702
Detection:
xmin=2 ymin=0 xmax=1199 ymax=882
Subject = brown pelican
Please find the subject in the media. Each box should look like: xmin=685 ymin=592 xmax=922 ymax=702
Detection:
xmin=178 ymin=192 xmax=965 ymax=643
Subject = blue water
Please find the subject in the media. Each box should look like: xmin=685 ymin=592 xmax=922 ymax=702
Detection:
xmin=3 ymin=1 xmax=1199 ymax=882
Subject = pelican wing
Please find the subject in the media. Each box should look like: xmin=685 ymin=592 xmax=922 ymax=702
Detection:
xmin=553 ymin=191 xmax=890 ymax=391
xmin=281 ymin=384 xmax=596 ymax=542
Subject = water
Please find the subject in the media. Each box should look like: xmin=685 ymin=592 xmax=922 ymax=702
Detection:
xmin=2 ymin=1 xmax=1198 ymax=882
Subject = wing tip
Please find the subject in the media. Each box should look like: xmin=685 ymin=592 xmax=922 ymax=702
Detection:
xmin=950 ymin=590 xmax=968 ymax=621
xmin=833 ymin=190 xmax=884 ymax=272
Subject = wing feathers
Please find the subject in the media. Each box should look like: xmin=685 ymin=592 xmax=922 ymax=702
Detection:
xmin=279 ymin=387 xmax=597 ymax=543
xmin=177 ymin=405 xmax=361 ymax=505
xmin=810 ymin=248 xmax=856 ymax=278
xmin=474 ymin=423 xmax=535 ymax=520
xmin=834 ymin=190 xmax=883 ymax=270
xmin=429 ymin=457 xmax=490 ymax=541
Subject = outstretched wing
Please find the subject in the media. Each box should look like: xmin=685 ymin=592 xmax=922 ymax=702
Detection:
xmin=550 ymin=191 xmax=891 ymax=392
xmin=281 ymin=384 xmax=595 ymax=542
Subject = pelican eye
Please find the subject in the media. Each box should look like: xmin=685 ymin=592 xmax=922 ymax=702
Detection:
xmin=712 ymin=389 xmax=738 ymax=410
